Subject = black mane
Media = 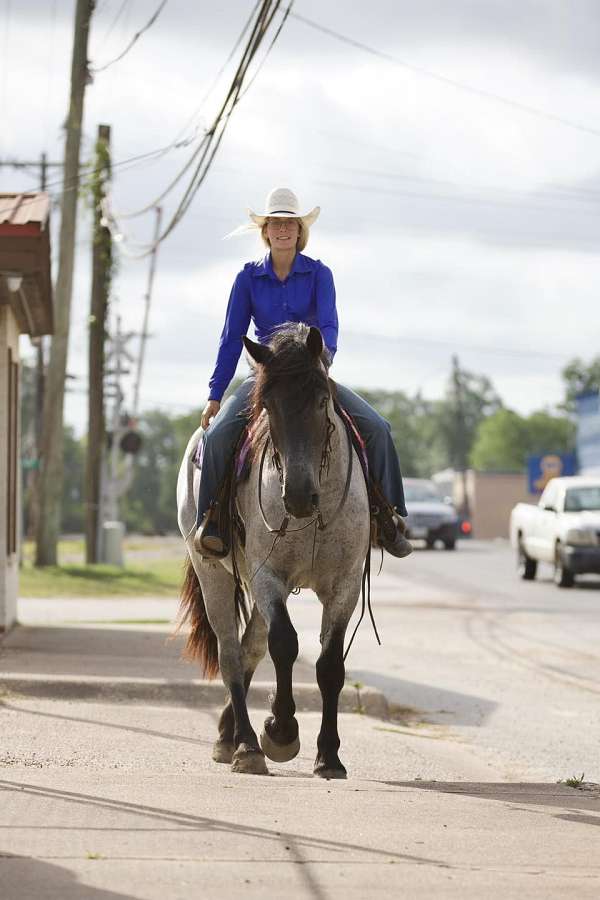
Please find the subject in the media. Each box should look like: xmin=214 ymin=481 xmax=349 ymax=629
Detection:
xmin=249 ymin=323 xmax=331 ymax=432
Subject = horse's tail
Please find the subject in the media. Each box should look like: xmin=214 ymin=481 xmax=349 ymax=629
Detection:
xmin=178 ymin=555 xmax=219 ymax=679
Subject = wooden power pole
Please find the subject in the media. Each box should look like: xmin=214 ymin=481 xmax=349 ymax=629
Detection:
xmin=85 ymin=124 xmax=111 ymax=564
xmin=36 ymin=0 xmax=95 ymax=566
xmin=452 ymin=354 xmax=471 ymax=520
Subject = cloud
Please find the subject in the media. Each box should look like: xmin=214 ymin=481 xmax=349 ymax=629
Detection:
xmin=5 ymin=0 xmax=600 ymax=437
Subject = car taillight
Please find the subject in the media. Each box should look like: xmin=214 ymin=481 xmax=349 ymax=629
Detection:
xmin=461 ymin=521 xmax=472 ymax=535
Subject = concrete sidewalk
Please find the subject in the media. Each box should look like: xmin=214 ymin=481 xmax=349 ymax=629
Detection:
xmin=1 ymin=600 xmax=600 ymax=898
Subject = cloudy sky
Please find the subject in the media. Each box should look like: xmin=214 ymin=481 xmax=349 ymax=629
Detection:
xmin=2 ymin=0 xmax=599 ymax=432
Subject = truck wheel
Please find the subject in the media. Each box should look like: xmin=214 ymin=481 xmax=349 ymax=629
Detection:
xmin=554 ymin=544 xmax=575 ymax=588
xmin=443 ymin=539 xmax=456 ymax=550
xmin=517 ymin=541 xmax=537 ymax=580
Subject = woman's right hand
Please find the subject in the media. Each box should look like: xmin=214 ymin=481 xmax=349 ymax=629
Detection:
xmin=201 ymin=400 xmax=221 ymax=430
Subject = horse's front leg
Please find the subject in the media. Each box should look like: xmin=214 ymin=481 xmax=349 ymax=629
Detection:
xmin=314 ymin=582 xmax=361 ymax=779
xmin=253 ymin=572 xmax=300 ymax=763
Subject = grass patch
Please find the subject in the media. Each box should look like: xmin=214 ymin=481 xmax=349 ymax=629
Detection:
xmin=564 ymin=773 xmax=585 ymax=788
xmin=19 ymin=558 xmax=185 ymax=598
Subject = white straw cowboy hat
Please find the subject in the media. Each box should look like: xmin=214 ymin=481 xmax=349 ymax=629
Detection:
xmin=225 ymin=188 xmax=320 ymax=238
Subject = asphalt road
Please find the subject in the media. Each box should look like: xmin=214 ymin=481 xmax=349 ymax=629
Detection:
xmin=287 ymin=539 xmax=600 ymax=783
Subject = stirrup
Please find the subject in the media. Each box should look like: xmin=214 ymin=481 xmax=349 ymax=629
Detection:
xmin=194 ymin=514 xmax=229 ymax=559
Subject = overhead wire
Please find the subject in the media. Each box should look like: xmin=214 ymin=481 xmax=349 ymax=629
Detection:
xmin=0 ymin=0 xmax=12 ymax=156
xmin=92 ymin=0 xmax=168 ymax=72
xmin=42 ymin=0 xmax=59 ymax=148
xmin=96 ymin=0 xmax=131 ymax=50
xmin=105 ymin=0 xmax=294 ymax=257
xmin=170 ymin=0 xmax=263 ymax=149
xmin=289 ymin=10 xmax=600 ymax=140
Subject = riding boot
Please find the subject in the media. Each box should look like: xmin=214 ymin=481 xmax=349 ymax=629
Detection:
xmin=374 ymin=504 xmax=413 ymax=558
xmin=194 ymin=503 xmax=229 ymax=559
xmin=369 ymin=481 xmax=413 ymax=558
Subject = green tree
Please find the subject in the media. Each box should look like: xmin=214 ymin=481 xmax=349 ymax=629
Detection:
xmin=20 ymin=357 xmax=85 ymax=535
xmin=121 ymin=408 xmax=202 ymax=534
xmin=471 ymin=409 xmax=576 ymax=472
xmin=562 ymin=356 xmax=600 ymax=409
xmin=433 ymin=359 xmax=503 ymax=471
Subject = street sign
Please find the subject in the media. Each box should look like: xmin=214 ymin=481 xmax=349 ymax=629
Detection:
xmin=527 ymin=453 xmax=577 ymax=494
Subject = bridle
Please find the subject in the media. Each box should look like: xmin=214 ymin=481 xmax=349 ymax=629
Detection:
xmin=256 ymin=403 xmax=353 ymax=541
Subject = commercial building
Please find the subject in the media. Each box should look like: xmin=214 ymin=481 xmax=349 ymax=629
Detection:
xmin=0 ymin=192 xmax=53 ymax=633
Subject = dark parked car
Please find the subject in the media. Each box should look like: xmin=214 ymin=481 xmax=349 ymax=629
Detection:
xmin=404 ymin=478 xmax=460 ymax=550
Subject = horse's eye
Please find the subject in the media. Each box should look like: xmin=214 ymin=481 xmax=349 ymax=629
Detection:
xmin=320 ymin=396 xmax=329 ymax=409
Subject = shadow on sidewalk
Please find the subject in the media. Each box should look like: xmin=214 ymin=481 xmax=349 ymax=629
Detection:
xmin=343 ymin=669 xmax=496 ymax=727
xmin=0 ymin=778 xmax=439 ymax=868
xmin=380 ymin=780 xmax=600 ymax=817
xmin=0 ymin=624 xmax=314 ymax=683
xmin=0 ymin=856 xmax=137 ymax=899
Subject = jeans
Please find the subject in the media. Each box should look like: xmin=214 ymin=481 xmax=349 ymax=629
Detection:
xmin=196 ymin=377 xmax=408 ymax=525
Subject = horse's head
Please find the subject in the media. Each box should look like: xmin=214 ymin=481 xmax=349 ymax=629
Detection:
xmin=245 ymin=324 xmax=333 ymax=519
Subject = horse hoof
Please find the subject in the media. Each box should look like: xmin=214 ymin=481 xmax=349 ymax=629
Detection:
xmin=212 ymin=740 xmax=234 ymax=764
xmin=313 ymin=764 xmax=347 ymax=780
xmin=231 ymin=744 xmax=269 ymax=776
xmin=260 ymin=728 xmax=300 ymax=763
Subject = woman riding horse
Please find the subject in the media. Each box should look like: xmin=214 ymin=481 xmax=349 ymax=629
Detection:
xmin=195 ymin=187 xmax=412 ymax=560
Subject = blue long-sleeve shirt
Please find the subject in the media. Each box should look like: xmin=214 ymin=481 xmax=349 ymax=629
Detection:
xmin=208 ymin=252 xmax=338 ymax=402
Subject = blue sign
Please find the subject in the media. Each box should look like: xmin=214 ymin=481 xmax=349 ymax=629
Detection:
xmin=576 ymin=390 xmax=600 ymax=472
xmin=527 ymin=453 xmax=577 ymax=495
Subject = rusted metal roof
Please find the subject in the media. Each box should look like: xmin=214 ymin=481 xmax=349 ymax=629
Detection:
xmin=0 ymin=191 xmax=53 ymax=335
xmin=0 ymin=192 xmax=50 ymax=227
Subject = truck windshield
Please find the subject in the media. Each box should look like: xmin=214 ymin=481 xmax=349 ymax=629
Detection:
xmin=564 ymin=487 xmax=600 ymax=512
xmin=405 ymin=485 xmax=441 ymax=502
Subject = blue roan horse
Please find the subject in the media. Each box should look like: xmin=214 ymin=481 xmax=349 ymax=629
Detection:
xmin=177 ymin=324 xmax=370 ymax=777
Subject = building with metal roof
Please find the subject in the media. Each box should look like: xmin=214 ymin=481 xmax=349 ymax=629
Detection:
xmin=1 ymin=191 xmax=54 ymax=633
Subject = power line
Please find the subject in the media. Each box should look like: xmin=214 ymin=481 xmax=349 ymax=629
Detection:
xmin=105 ymin=0 xmax=294 ymax=257
xmin=0 ymin=0 xmax=12 ymax=155
xmin=92 ymin=0 xmax=168 ymax=72
xmin=96 ymin=0 xmax=131 ymax=49
xmin=0 ymin=137 xmax=195 ymax=217
xmin=316 ymin=177 xmax=600 ymax=219
xmin=345 ymin=329 xmax=571 ymax=361
xmin=169 ymin=0 xmax=263 ymax=150
xmin=290 ymin=11 xmax=600 ymax=141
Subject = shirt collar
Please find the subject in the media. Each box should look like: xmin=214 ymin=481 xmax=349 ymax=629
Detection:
xmin=251 ymin=252 xmax=311 ymax=279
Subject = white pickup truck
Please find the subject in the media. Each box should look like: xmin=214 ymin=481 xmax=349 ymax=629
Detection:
xmin=510 ymin=476 xmax=600 ymax=587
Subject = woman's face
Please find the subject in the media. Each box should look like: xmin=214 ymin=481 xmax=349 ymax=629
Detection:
xmin=266 ymin=216 xmax=300 ymax=251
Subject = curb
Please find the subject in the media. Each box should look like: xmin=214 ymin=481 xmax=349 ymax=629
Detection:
xmin=0 ymin=674 xmax=390 ymax=719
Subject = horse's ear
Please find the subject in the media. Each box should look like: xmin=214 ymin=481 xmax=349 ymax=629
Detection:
xmin=243 ymin=336 xmax=273 ymax=366
xmin=306 ymin=327 xmax=323 ymax=359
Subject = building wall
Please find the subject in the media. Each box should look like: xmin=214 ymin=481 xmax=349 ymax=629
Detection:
xmin=453 ymin=470 xmax=531 ymax=540
xmin=0 ymin=305 xmax=20 ymax=633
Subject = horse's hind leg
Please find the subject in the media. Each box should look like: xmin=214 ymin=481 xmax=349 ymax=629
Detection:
xmin=214 ymin=605 xmax=268 ymax=763
xmin=196 ymin=559 xmax=268 ymax=775
xmin=253 ymin=573 xmax=300 ymax=763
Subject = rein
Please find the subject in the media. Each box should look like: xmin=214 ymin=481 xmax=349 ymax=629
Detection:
xmin=231 ymin=399 xmax=381 ymax=658
xmin=256 ymin=414 xmax=354 ymax=540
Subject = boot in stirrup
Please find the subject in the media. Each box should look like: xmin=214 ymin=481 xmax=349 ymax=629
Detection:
xmin=374 ymin=504 xmax=413 ymax=558
xmin=193 ymin=506 xmax=229 ymax=559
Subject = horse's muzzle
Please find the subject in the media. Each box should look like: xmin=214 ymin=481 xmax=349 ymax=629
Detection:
xmin=282 ymin=484 xmax=320 ymax=519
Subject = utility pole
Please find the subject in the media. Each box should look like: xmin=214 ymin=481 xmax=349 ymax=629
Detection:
xmin=85 ymin=125 xmax=111 ymax=564
xmin=98 ymin=316 xmax=135 ymax=565
xmin=132 ymin=205 xmax=162 ymax=415
xmin=452 ymin=354 xmax=471 ymax=520
xmin=36 ymin=0 xmax=95 ymax=566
